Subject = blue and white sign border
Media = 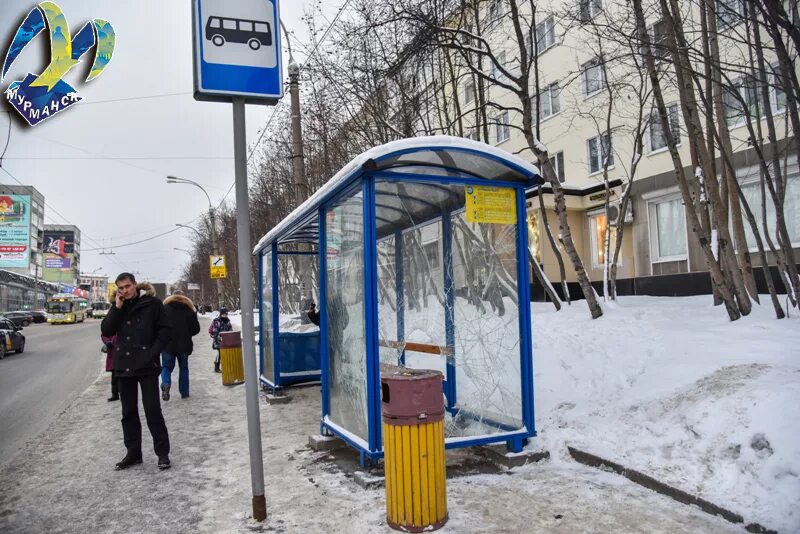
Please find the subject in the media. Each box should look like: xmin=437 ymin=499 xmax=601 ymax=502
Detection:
xmin=192 ymin=0 xmax=283 ymax=104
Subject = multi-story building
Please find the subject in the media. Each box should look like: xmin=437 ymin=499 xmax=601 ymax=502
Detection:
xmin=393 ymin=0 xmax=797 ymax=297
xmin=0 ymin=184 xmax=45 ymax=277
xmin=79 ymin=273 xmax=108 ymax=304
xmin=42 ymin=224 xmax=81 ymax=287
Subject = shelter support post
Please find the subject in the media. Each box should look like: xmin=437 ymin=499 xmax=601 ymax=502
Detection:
xmin=395 ymin=230 xmax=404 ymax=366
xmin=232 ymin=97 xmax=266 ymax=522
xmin=363 ymin=177 xmax=382 ymax=458
xmin=318 ymin=208 xmax=331 ymax=429
xmin=442 ymin=212 xmax=456 ymax=411
xmin=271 ymin=243 xmax=280 ymax=389
xmin=515 ymin=186 xmax=536 ymax=443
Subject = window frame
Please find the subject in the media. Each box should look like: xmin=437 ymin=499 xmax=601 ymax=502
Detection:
xmin=494 ymin=111 xmax=510 ymax=144
xmin=648 ymin=103 xmax=681 ymax=153
xmin=587 ymin=132 xmax=614 ymax=175
xmin=535 ymin=16 xmax=556 ymax=53
xmin=548 ymin=151 xmax=565 ymax=182
xmin=582 ymin=57 xmax=606 ymax=97
xmin=645 ymin=191 xmax=689 ymax=263
xmin=587 ymin=208 xmax=621 ymax=268
xmin=739 ymin=172 xmax=800 ymax=252
xmin=579 ymin=0 xmax=603 ymax=22
xmin=537 ymin=82 xmax=561 ymax=122
xmin=464 ymin=79 xmax=475 ymax=105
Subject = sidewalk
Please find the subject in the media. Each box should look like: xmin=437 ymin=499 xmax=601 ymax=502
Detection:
xmin=0 ymin=319 xmax=740 ymax=533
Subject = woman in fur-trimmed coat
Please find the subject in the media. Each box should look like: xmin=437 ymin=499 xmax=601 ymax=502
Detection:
xmin=159 ymin=292 xmax=200 ymax=400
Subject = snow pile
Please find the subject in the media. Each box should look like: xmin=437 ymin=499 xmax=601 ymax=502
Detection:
xmin=533 ymin=295 xmax=800 ymax=532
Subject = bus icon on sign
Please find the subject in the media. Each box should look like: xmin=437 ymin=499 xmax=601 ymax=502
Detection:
xmin=205 ymin=16 xmax=272 ymax=50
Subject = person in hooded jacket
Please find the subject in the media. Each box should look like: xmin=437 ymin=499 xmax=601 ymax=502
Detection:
xmin=209 ymin=307 xmax=233 ymax=373
xmin=101 ymin=272 xmax=171 ymax=471
xmin=160 ymin=290 xmax=200 ymax=400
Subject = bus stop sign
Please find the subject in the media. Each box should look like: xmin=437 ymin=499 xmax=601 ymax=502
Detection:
xmin=192 ymin=0 xmax=283 ymax=104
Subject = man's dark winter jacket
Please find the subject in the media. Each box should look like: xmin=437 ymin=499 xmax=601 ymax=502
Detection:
xmin=101 ymin=283 xmax=170 ymax=377
xmin=163 ymin=294 xmax=200 ymax=355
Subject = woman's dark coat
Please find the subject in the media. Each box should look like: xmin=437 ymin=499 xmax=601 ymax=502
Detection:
xmin=100 ymin=283 xmax=170 ymax=377
xmin=162 ymin=294 xmax=200 ymax=355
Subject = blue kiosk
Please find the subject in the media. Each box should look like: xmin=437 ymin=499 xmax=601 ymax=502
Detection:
xmin=254 ymin=136 xmax=542 ymax=464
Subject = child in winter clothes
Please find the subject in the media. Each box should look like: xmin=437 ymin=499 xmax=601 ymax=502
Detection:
xmin=208 ymin=307 xmax=233 ymax=373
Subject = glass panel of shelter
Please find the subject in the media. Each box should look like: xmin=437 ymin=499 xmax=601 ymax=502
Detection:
xmin=260 ymin=250 xmax=274 ymax=383
xmin=373 ymin=179 xmax=524 ymax=443
xmin=324 ymin=190 xmax=370 ymax=443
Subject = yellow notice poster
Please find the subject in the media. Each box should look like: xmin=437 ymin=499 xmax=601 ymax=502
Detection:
xmin=464 ymin=185 xmax=517 ymax=224
xmin=210 ymin=255 xmax=227 ymax=279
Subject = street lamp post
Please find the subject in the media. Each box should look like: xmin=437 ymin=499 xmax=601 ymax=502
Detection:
xmin=167 ymin=176 xmax=224 ymax=309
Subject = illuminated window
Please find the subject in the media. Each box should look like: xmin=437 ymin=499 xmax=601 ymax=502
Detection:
xmin=527 ymin=211 xmax=542 ymax=263
xmin=589 ymin=212 xmax=618 ymax=267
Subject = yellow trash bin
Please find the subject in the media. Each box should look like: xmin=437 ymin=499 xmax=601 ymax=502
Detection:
xmin=219 ymin=331 xmax=245 ymax=386
xmin=382 ymin=368 xmax=447 ymax=532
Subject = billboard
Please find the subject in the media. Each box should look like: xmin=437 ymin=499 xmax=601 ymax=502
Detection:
xmin=0 ymin=194 xmax=31 ymax=268
xmin=42 ymin=230 xmax=75 ymax=283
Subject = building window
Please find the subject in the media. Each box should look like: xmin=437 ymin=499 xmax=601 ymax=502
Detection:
xmin=649 ymin=103 xmax=681 ymax=152
xmin=535 ymin=16 xmax=556 ymax=52
xmin=769 ymin=65 xmax=786 ymax=112
xmin=589 ymin=212 xmax=618 ymax=267
xmin=582 ymin=57 xmax=605 ymax=96
xmin=491 ymin=51 xmax=506 ymax=81
xmin=648 ymin=195 xmax=688 ymax=261
xmin=495 ymin=111 xmax=510 ymax=143
xmin=579 ymin=0 xmax=602 ymax=22
xmin=464 ymin=79 xmax=475 ymax=104
xmin=528 ymin=211 xmax=542 ymax=263
xmin=740 ymin=174 xmax=799 ymax=249
xmin=537 ymin=82 xmax=561 ymax=121
xmin=587 ymin=133 xmax=613 ymax=174
xmin=465 ymin=129 xmax=480 ymax=141
xmin=716 ymin=0 xmax=745 ymax=30
xmin=549 ymin=151 xmax=565 ymax=182
xmin=643 ymin=19 xmax=671 ymax=60
xmin=486 ymin=0 xmax=504 ymax=27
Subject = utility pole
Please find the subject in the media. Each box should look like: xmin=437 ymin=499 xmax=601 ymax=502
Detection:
xmin=208 ymin=207 xmax=224 ymax=309
xmin=288 ymin=59 xmax=307 ymax=207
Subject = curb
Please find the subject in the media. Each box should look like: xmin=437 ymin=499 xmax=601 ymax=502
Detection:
xmin=566 ymin=447 xmax=776 ymax=534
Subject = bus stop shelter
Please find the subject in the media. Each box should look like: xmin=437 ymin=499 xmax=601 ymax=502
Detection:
xmin=254 ymin=136 xmax=543 ymax=464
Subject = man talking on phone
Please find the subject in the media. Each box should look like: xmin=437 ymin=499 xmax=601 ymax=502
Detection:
xmin=101 ymin=272 xmax=172 ymax=470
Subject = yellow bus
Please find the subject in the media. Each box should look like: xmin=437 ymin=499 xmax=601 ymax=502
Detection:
xmin=46 ymin=294 xmax=89 ymax=324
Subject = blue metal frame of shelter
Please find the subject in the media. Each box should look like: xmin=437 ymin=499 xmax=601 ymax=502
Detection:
xmin=258 ymin=243 xmax=323 ymax=390
xmin=254 ymin=141 xmax=542 ymax=465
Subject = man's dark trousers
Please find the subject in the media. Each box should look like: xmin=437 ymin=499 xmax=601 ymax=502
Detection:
xmin=118 ymin=375 xmax=170 ymax=458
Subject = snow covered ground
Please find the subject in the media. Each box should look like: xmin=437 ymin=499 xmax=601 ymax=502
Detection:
xmin=532 ymin=295 xmax=800 ymax=532
xmin=0 ymin=297 xmax=795 ymax=533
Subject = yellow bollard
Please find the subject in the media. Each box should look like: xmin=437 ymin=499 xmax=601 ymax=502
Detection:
xmin=219 ymin=331 xmax=245 ymax=386
xmin=382 ymin=368 xmax=447 ymax=532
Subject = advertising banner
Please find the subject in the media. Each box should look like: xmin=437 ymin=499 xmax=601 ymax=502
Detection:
xmin=0 ymin=194 xmax=31 ymax=268
xmin=42 ymin=230 xmax=75 ymax=283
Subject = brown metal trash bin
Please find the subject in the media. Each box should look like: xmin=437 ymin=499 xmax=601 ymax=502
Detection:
xmin=382 ymin=367 xmax=447 ymax=532
xmin=219 ymin=331 xmax=245 ymax=386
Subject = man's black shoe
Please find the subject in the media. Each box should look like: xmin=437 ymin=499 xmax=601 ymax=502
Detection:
xmin=161 ymin=383 xmax=170 ymax=401
xmin=115 ymin=455 xmax=143 ymax=470
xmin=107 ymin=395 xmax=119 ymax=402
xmin=158 ymin=456 xmax=171 ymax=470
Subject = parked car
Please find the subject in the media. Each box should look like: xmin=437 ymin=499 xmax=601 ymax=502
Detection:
xmin=2 ymin=311 xmax=34 ymax=327
xmin=30 ymin=311 xmax=47 ymax=323
xmin=0 ymin=319 xmax=25 ymax=359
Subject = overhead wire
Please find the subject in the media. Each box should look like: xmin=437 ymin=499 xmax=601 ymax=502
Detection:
xmin=216 ymin=0 xmax=354 ymax=209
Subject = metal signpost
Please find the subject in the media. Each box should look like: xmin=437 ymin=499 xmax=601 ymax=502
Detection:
xmin=193 ymin=0 xmax=283 ymax=522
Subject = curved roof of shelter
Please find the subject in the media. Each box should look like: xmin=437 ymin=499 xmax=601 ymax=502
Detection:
xmin=253 ymin=136 xmax=543 ymax=254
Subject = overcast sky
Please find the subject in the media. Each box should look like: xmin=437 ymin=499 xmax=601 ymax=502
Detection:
xmin=0 ymin=0 xmax=337 ymax=283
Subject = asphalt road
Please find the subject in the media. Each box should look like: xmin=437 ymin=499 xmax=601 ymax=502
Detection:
xmin=0 ymin=319 xmax=104 ymax=467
